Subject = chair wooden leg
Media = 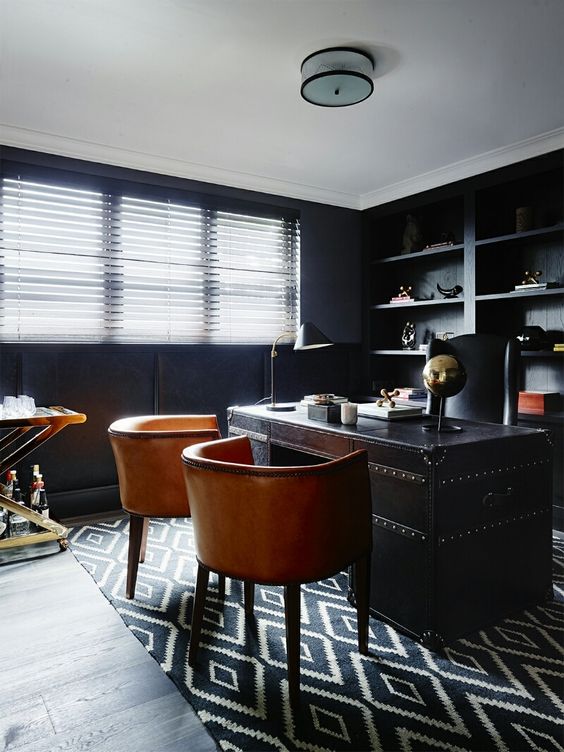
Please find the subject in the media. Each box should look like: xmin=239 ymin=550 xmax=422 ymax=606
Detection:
xmin=139 ymin=517 xmax=149 ymax=563
xmin=284 ymin=583 xmax=301 ymax=710
xmin=244 ymin=581 xmax=255 ymax=616
xmin=189 ymin=564 xmax=210 ymax=667
xmin=354 ymin=554 xmax=370 ymax=655
xmin=126 ymin=514 xmax=145 ymax=599
xmin=217 ymin=573 xmax=225 ymax=600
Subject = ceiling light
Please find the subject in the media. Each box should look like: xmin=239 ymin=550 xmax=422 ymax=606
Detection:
xmin=301 ymin=47 xmax=374 ymax=107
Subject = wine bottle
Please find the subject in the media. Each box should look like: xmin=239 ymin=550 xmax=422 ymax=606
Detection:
xmin=37 ymin=488 xmax=49 ymax=519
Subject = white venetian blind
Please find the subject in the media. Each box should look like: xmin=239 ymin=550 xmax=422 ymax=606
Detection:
xmin=0 ymin=177 xmax=109 ymax=340
xmin=0 ymin=172 xmax=300 ymax=343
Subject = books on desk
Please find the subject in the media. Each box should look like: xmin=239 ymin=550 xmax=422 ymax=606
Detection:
xmin=357 ymin=403 xmax=424 ymax=420
xmin=300 ymin=394 xmax=348 ymax=407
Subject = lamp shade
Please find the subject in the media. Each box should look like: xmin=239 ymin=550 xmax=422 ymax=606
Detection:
xmin=301 ymin=48 xmax=374 ymax=107
xmin=293 ymin=322 xmax=333 ymax=350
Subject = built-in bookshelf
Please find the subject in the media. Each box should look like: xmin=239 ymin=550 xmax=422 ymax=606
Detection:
xmin=362 ymin=149 xmax=564 ymax=527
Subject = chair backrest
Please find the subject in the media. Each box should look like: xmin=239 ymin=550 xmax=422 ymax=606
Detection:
xmin=108 ymin=415 xmax=221 ymax=517
xmin=426 ymin=334 xmax=520 ymax=425
xmin=181 ymin=435 xmax=372 ymax=585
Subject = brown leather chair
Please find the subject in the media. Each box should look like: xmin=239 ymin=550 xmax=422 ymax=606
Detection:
xmin=181 ymin=435 xmax=372 ymax=709
xmin=108 ymin=415 xmax=221 ymax=599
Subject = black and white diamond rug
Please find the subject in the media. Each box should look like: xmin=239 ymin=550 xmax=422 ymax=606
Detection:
xmin=70 ymin=518 xmax=564 ymax=752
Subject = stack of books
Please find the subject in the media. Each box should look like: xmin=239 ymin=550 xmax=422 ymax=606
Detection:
xmin=554 ymin=343 xmax=564 ymax=352
xmin=518 ymin=390 xmax=560 ymax=414
xmin=511 ymin=282 xmax=559 ymax=293
xmin=358 ymin=403 xmax=423 ymax=420
xmin=389 ymin=296 xmax=415 ymax=304
xmin=300 ymin=394 xmax=348 ymax=407
xmin=394 ymin=386 xmax=427 ymax=402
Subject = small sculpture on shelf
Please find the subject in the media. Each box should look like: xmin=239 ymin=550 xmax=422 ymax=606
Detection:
xmin=376 ymin=388 xmax=400 ymax=408
xmin=436 ymin=283 xmax=463 ymax=299
xmin=390 ymin=285 xmax=414 ymax=304
xmin=401 ymin=321 xmax=416 ymax=350
xmin=521 ymin=270 xmax=542 ymax=286
xmin=402 ymin=215 xmax=423 ymax=253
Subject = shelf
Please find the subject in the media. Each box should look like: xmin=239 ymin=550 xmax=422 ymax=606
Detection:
xmin=475 ymin=223 xmax=564 ymax=248
xmin=476 ymin=287 xmax=564 ymax=302
xmin=371 ymin=298 xmax=464 ymax=310
xmin=521 ymin=350 xmax=563 ymax=358
xmin=518 ymin=411 xmax=564 ymax=426
xmin=371 ymin=242 xmax=464 ymax=265
xmin=370 ymin=349 xmax=426 ymax=356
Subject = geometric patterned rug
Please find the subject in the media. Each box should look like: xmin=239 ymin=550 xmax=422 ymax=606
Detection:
xmin=70 ymin=518 xmax=564 ymax=752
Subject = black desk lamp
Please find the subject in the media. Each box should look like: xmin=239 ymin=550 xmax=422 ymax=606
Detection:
xmin=267 ymin=321 xmax=333 ymax=411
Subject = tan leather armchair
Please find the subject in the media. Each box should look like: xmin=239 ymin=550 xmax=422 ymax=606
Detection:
xmin=108 ymin=415 xmax=221 ymax=599
xmin=181 ymin=434 xmax=372 ymax=709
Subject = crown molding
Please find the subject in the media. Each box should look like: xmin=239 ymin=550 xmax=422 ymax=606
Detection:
xmin=360 ymin=128 xmax=564 ymax=210
xmin=1 ymin=123 xmax=562 ymax=212
xmin=0 ymin=124 xmax=361 ymax=210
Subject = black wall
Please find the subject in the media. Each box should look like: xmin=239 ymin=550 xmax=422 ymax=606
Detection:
xmin=0 ymin=148 xmax=363 ymax=519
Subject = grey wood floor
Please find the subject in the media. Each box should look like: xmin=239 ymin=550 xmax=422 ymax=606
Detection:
xmin=0 ymin=544 xmax=216 ymax=752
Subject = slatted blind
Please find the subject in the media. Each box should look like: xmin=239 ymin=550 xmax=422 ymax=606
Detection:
xmin=0 ymin=173 xmax=300 ymax=343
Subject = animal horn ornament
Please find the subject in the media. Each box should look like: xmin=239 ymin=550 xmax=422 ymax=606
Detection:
xmin=436 ymin=283 xmax=463 ymax=299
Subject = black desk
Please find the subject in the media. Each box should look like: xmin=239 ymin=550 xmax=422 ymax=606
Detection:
xmin=228 ymin=405 xmax=553 ymax=647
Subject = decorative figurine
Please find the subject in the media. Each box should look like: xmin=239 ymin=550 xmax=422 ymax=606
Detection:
xmin=436 ymin=283 xmax=463 ymax=299
xmin=521 ymin=270 xmax=542 ymax=285
xmin=402 ymin=215 xmax=423 ymax=253
xmin=421 ymin=354 xmax=467 ymax=432
xmin=398 ymin=285 xmax=412 ymax=298
xmin=401 ymin=321 xmax=416 ymax=350
xmin=376 ymin=388 xmax=400 ymax=408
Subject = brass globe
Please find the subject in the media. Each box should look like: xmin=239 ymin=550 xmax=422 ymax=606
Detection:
xmin=422 ymin=354 xmax=467 ymax=398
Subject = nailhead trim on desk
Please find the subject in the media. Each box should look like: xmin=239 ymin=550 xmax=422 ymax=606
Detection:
xmin=373 ymin=515 xmax=427 ymax=542
xmin=368 ymin=462 xmax=426 ymax=485
xmin=228 ymin=426 xmax=268 ymax=443
xmin=438 ymin=507 xmax=551 ymax=545
xmin=440 ymin=457 xmax=551 ymax=485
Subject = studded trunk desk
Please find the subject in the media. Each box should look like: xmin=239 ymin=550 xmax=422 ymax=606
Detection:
xmin=227 ymin=405 xmax=553 ymax=648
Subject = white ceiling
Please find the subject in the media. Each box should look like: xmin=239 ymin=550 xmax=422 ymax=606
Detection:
xmin=1 ymin=0 xmax=563 ymax=209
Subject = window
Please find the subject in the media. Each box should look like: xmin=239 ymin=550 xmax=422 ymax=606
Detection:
xmin=0 ymin=171 xmax=300 ymax=343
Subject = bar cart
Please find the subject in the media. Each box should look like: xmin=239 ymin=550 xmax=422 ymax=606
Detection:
xmin=0 ymin=406 xmax=87 ymax=553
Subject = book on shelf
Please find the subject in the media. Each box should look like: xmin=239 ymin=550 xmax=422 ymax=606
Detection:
xmin=518 ymin=390 xmax=560 ymax=414
xmin=511 ymin=282 xmax=559 ymax=292
xmin=554 ymin=344 xmax=564 ymax=351
xmin=357 ymin=403 xmax=424 ymax=420
xmin=389 ymin=296 xmax=415 ymax=303
xmin=394 ymin=387 xmax=426 ymax=395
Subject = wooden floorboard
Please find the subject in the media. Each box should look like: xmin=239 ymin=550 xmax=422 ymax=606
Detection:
xmin=0 ymin=546 xmax=216 ymax=752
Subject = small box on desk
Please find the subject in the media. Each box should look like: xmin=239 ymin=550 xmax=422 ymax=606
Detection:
xmin=518 ymin=390 xmax=560 ymax=414
xmin=307 ymin=403 xmax=342 ymax=423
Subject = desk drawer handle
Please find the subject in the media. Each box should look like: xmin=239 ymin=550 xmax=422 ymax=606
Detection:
xmin=482 ymin=487 xmax=514 ymax=509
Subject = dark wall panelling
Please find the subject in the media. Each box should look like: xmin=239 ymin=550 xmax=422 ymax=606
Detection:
xmin=0 ymin=343 xmax=360 ymax=520
xmin=157 ymin=346 xmax=266 ymax=437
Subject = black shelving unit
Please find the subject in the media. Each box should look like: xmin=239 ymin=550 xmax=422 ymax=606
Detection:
xmin=363 ymin=149 xmax=564 ymax=528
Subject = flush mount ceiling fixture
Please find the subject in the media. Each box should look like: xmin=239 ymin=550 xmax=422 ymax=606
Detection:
xmin=300 ymin=47 xmax=374 ymax=107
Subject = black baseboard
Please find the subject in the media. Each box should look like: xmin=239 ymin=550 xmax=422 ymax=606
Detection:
xmin=51 ymin=485 xmax=121 ymax=521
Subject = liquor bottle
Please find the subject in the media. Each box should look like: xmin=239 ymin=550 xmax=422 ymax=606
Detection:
xmin=30 ymin=472 xmax=43 ymax=513
xmin=28 ymin=464 xmax=40 ymax=510
xmin=9 ymin=478 xmax=31 ymax=537
xmin=36 ymin=488 xmax=49 ymax=519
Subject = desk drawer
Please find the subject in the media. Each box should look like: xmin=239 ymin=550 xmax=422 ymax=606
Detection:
xmin=271 ymin=423 xmax=349 ymax=458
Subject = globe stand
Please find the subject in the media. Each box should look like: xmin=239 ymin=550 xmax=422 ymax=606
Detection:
xmin=422 ymin=396 xmax=463 ymax=432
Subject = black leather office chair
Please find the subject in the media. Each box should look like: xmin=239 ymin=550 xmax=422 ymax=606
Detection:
xmin=425 ymin=334 xmax=520 ymax=425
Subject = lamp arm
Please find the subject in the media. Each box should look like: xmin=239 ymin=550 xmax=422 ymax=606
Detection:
xmin=270 ymin=331 xmax=296 ymax=406
xmin=270 ymin=331 xmax=296 ymax=359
